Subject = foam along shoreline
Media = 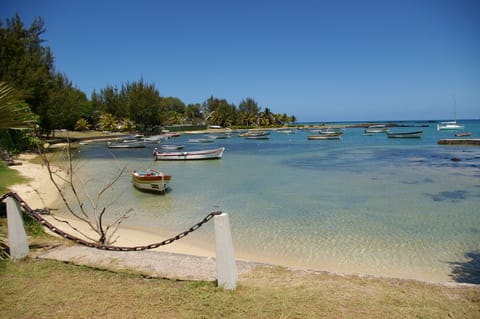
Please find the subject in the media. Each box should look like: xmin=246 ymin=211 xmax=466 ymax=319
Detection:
xmin=6 ymin=153 xmax=216 ymax=258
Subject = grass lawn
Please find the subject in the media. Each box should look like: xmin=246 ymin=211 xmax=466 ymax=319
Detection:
xmin=0 ymin=253 xmax=479 ymax=319
xmin=0 ymin=217 xmax=479 ymax=319
xmin=0 ymin=161 xmax=29 ymax=194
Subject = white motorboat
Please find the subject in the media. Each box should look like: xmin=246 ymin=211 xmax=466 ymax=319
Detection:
xmin=153 ymin=147 xmax=225 ymax=160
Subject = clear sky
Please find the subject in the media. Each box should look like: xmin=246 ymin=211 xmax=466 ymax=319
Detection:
xmin=2 ymin=0 xmax=479 ymax=122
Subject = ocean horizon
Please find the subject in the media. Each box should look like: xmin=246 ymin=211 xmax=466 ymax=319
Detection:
xmin=62 ymin=119 xmax=480 ymax=284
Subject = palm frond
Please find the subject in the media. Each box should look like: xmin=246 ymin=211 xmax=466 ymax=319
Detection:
xmin=0 ymin=82 xmax=36 ymax=129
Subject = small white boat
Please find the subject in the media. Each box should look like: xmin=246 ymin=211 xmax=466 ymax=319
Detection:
xmin=238 ymin=130 xmax=270 ymax=140
xmin=277 ymin=129 xmax=298 ymax=134
xmin=207 ymin=133 xmax=232 ymax=139
xmin=244 ymin=131 xmax=271 ymax=139
xmin=364 ymin=125 xmax=388 ymax=134
xmin=107 ymin=139 xmax=146 ymax=148
xmin=188 ymin=138 xmax=214 ymax=143
xmin=387 ymin=131 xmax=423 ymax=138
xmin=246 ymin=135 xmax=270 ymax=140
xmin=158 ymin=144 xmax=184 ymax=150
xmin=307 ymin=134 xmax=342 ymax=140
xmin=318 ymin=129 xmax=344 ymax=137
xmin=131 ymin=169 xmax=171 ymax=194
xmin=454 ymin=132 xmax=472 ymax=137
xmin=153 ymin=147 xmax=225 ymax=161
xmin=318 ymin=128 xmax=343 ymax=134
xmin=437 ymin=121 xmax=464 ymax=131
xmin=142 ymin=135 xmax=169 ymax=143
xmin=438 ymin=96 xmax=464 ymax=131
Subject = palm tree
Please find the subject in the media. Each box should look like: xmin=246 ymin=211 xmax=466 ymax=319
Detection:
xmin=0 ymin=82 xmax=35 ymax=129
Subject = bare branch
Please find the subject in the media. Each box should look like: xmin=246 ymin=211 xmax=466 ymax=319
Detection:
xmin=37 ymin=138 xmax=133 ymax=245
xmin=96 ymin=166 xmax=126 ymax=203
xmin=104 ymin=208 xmax=132 ymax=245
xmin=48 ymin=214 xmax=100 ymax=242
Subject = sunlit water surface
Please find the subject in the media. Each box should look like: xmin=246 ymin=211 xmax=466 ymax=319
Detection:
xmin=61 ymin=121 xmax=480 ymax=282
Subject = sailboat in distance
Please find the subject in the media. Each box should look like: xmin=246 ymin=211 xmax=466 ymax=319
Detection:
xmin=437 ymin=96 xmax=464 ymax=130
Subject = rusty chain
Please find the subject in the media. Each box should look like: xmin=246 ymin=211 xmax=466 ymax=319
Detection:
xmin=1 ymin=192 xmax=222 ymax=251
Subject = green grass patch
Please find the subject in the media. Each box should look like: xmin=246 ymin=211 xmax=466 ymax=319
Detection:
xmin=0 ymin=161 xmax=29 ymax=194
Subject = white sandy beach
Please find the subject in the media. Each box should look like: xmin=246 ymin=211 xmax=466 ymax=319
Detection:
xmin=8 ymin=153 xmax=216 ymax=258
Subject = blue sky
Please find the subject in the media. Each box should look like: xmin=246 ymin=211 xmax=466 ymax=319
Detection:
xmin=2 ymin=0 xmax=479 ymax=121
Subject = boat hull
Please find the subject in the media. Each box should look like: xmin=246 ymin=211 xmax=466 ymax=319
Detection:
xmin=307 ymin=135 xmax=342 ymax=140
xmin=455 ymin=132 xmax=472 ymax=137
xmin=365 ymin=128 xmax=388 ymax=133
xmin=159 ymin=144 xmax=184 ymax=150
xmin=131 ymin=170 xmax=171 ymax=194
xmin=108 ymin=141 xmax=146 ymax=148
xmin=387 ymin=131 xmax=423 ymax=138
xmin=153 ymin=147 xmax=225 ymax=161
xmin=246 ymin=135 xmax=270 ymax=140
xmin=188 ymin=138 xmax=214 ymax=143
xmin=437 ymin=124 xmax=464 ymax=130
xmin=364 ymin=125 xmax=388 ymax=134
xmin=243 ymin=131 xmax=271 ymax=139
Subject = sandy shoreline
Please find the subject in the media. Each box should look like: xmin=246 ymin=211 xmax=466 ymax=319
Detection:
xmin=7 ymin=153 xmax=216 ymax=258
xmin=6 ymin=153 xmax=472 ymax=285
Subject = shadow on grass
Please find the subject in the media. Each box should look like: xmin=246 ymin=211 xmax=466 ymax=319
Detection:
xmin=449 ymin=252 xmax=480 ymax=284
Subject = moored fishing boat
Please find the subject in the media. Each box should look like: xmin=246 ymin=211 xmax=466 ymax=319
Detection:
xmin=307 ymin=134 xmax=342 ymax=140
xmin=437 ymin=121 xmax=464 ymax=130
xmin=318 ymin=129 xmax=344 ymax=137
xmin=277 ymin=129 xmax=298 ymax=134
xmin=131 ymin=168 xmax=171 ymax=193
xmin=244 ymin=131 xmax=271 ymax=139
xmin=142 ymin=135 xmax=169 ymax=143
xmin=158 ymin=144 xmax=184 ymax=150
xmin=246 ymin=134 xmax=270 ymax=140
xmin=188 ymin=138 xmax=214 ymax=143
xmin=437 ymin=96 xmax=464 ymax=131
xmin=387 ymin=131 xmax=423 ymax=138
xmin=153 ymin=147 xmax=225 ymax=160
xmin=364 ymin=124 xmax=388 ymax=134
xmin=318 ymin=128 xmax=344 ymax=134
xmin=454 ymin=132 xmax=472 ymax=137
xmin=207 ymin=133 xmax=232 ymax=139
xmin=107 ymin=139 xmax=146 ymax=148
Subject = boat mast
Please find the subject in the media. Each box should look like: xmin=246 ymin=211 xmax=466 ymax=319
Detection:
xmin=453 ymin=95 xmax=457 ymax=122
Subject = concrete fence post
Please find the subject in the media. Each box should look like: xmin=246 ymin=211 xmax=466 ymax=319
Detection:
xmin=5 ymin=197 xmax=29 ymax=259
xmin=214 ymin=213 xmax=237 ymax=289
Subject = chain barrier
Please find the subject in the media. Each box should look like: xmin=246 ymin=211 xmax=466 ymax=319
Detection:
xmin=1 ymin=192 xmax=222 ymax=252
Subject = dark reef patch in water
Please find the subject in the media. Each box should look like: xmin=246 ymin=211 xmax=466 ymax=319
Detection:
xmin=449 ymin=251 xmax=480 ymax=284
xmin=429 ymin=190 xmax=468 ymax=203
xmin=401 ymin=178 xmax=434 ymax=185
xmin=468 ymin=227 xmax=480 ymax=234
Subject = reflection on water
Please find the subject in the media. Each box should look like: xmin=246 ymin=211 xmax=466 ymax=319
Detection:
xmin=64 ymin=121 xmax=480 ymax=283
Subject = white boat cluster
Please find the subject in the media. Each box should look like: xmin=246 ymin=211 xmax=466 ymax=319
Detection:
xmin=115 ymin=121 xmax=472 ymax=195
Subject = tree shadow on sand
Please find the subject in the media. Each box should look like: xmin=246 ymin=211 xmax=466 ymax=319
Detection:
xmin=448 ymin=252 xmax=480 ymax=284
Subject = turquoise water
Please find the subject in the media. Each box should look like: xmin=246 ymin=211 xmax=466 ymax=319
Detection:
xmin=72 ymin=120 xmax=480 ymax=283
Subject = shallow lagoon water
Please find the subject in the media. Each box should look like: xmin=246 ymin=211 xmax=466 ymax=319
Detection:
xmin=72 ymin=121 xmax=480 ymax=283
